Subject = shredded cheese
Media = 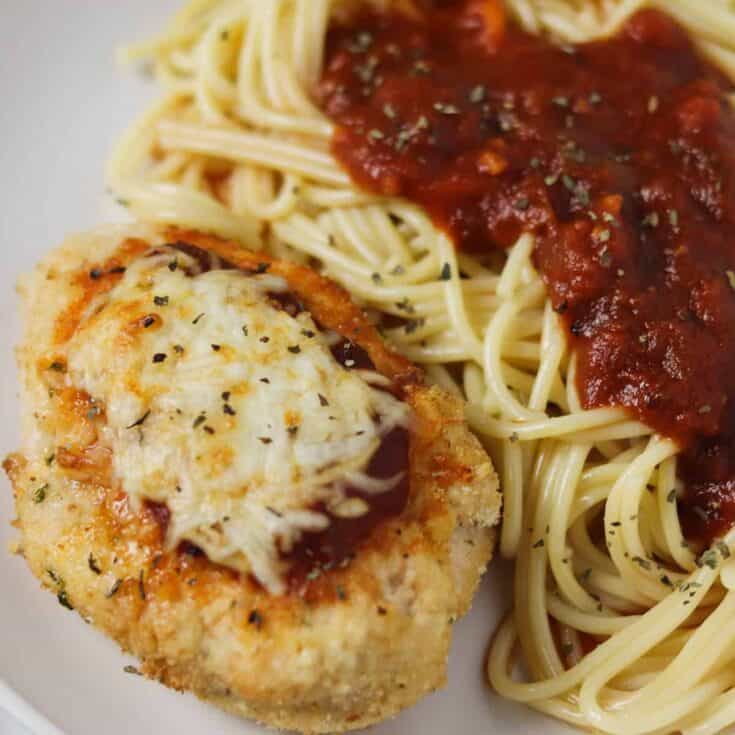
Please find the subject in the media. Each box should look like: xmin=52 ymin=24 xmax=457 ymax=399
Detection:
xmin=64 ymin=246 xmax=410 ymax=592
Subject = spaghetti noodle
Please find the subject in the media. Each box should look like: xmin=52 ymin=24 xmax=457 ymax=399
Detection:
xmin=109 ymin=1 xmax=735 ymax=733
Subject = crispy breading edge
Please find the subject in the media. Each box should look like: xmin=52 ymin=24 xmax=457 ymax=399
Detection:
xmin=5 ymin=225 xmax=500 ymax=733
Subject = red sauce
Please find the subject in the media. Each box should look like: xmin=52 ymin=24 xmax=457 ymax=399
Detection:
xmin=318 ymin=1 xmax=735 ymax=543
xmin=286 ymin=339 xmax=410 ymax=580
xmin=330 ymin=337 xmax=376 ymax=370
xmin=286 ymin=426 xmax=410 ymax=583
xmin=145 ymin=500 xmax=172 ymax=537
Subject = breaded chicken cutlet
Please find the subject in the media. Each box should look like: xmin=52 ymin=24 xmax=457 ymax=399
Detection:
xmin=4 ymin=224 xmax=500 ymax=733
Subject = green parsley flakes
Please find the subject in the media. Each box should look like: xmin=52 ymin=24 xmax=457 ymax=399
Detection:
xmin=32 ymin=484 xmax=48 ymax=503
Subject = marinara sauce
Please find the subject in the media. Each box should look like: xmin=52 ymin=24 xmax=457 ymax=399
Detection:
xmin=318 ymin=0 xmax=735 ymax=543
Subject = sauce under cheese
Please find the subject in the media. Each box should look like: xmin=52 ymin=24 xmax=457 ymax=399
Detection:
xmin=62 ymin=244 xmax=411 ymax=593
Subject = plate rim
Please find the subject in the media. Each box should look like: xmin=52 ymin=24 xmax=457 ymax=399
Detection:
xmin=0 ymin=678 xmax=66 ymax=735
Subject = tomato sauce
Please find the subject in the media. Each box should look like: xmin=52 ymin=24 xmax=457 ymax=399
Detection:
xmin=318 ymin=0 xmax=735 ymax=542
xmin=285 ymin=426 xmax=410 ymax=584
xmin=287 ymin=339 xmax=410 ymax=580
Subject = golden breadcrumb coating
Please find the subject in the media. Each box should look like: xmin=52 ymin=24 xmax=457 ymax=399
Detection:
xmin=5 ymin=224 xmax=500 ymax=733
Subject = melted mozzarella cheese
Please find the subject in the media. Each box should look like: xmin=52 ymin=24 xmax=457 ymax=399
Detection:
xmin=64 ymin=247 xmax=410 ymax=592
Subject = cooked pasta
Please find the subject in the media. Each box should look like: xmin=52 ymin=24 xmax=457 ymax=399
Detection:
xmin=108 ymin=2 xmax=735 ymax=732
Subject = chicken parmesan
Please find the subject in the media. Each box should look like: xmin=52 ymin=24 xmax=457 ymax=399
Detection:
xmin=5 ymin=224 xmax=500 ymax=732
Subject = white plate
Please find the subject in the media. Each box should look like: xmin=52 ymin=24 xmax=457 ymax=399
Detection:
xmin=0 ymin=3 xmax=570 ymax=734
